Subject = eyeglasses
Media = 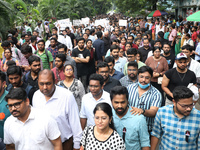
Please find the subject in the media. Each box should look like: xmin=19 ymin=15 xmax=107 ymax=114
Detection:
xmin=6 ymin=100 xmax=24 ymax=110
xmin=177 ymin=102 xmax=194 ymax=109
xmin=128 ymin=69 xmax=137 ymax=72
xmin=127 ymin=56 xmax=135 ymax=59
xmin=65 ymin=69 xmax=73 ymax=72
xmin=89 ymin=85 xmax=100 ymax=89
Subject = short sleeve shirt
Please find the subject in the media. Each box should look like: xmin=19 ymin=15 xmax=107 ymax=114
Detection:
xmin=35 ymin=50 xmax=53 ymax=69
xmin=71 ymin=48 xmax=90 ymax=76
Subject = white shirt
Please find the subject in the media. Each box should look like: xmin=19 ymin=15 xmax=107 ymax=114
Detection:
xmin=4 ymin=107 xmax=60 ymax=150
xmin=58 ymin=35 xmax=73 ymax=50
xmin=32 ymin=86 xmax=82 ymax=149
xmin=45 ymin=40 xmax=50 ymax=49
xmin=80 ymin=90 xmax=111 ymax=126
xmin=183 ymin=38 xmax=194 ymax=47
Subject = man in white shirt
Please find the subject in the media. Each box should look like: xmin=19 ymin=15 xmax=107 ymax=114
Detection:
xmin=4 ymin=87 xmax=62 ymax=150
xmin=32 ymin=69 xmax=82 ymax=150
xmin=80 ymin=73 xmax=111 ymax=130
xmin=52 ymin=27 xmax=73 ymax=51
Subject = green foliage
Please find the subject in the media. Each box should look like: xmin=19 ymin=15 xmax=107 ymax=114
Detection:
xmin=114 ymin=0 xmax=173 ymax=16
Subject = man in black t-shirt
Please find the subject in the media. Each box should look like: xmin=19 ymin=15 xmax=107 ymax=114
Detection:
xmin=71 ymin=37 xmax=90 ymax=90
xmin=138 ymin=38 xmax=152 ymax=63
xmin=161 ymin=43 xmax=175 ymax=69
xmin=162 ymin=53 xmax=196 ymax=105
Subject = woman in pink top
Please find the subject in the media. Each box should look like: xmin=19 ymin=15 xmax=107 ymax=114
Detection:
xmin=145 ymin=46 xmax=168 ymax=106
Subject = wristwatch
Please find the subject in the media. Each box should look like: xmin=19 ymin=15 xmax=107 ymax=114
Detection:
xmin=142 ymin=108 xmax=145 ymax=114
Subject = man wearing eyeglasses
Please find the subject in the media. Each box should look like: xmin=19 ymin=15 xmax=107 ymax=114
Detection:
xmin=151 ymin=86 xmax=200 ymax=150
xmin=120 ymin=61 xmax=138 ymax=87
xmin=4 ymin=87 xmax=62 ymax=150
xmin=127 ymin=66 xmax=162 ymax=134
xmin=80 ymin=73 xmax=111 ymax=130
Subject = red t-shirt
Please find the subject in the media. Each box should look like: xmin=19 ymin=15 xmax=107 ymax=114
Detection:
xmin=192 ymin=31 xmax=197 ymax=43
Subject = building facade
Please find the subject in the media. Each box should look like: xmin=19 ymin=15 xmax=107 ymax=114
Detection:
xmin=175 ymin=0 xmax=200 ymax=18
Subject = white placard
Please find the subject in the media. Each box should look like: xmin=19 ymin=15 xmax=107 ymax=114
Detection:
xmin=57 ymin=18 xmax=72 ymax=28
xmin=119 ymin=19 xmax=127 ymax=26
xmin=73 ymin=19 xmax=82 ymax=26
xmin=81 ymin=17 xmax=90 ymax=25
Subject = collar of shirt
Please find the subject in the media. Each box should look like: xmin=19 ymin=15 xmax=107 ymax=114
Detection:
xmin=14 ymin=106 xmax=35 ymax=123
xmin=0 ymin=90 xmax=8 ymax=104
xmin=113 ymin=107 xmax=132 ymax=120
xmin=89 ymin=90 xmax=107 ymax=101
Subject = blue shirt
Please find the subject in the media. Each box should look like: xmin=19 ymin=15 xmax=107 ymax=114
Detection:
xmin=114 ymin=57 xmax=127 ymax=73
xmin=93 ymin=39 xmax=105 ymax=61
xmin=111 ymin=70 xmax=124 ymax=80
xmin=127 ymin=83 xmax=162 ymax=131
xmin=113 ymin=107 xmax=150 ymax=150
xmin=0 ymin=90 xmax=10 ymax=139
xmin=195 ymin=42 xmax=200 ymax=61
xmin=151 ymin=105 xmax=200 ymax=150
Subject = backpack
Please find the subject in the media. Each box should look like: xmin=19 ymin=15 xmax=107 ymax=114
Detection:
xmin=3 ymin=57 xmax=17 ymax=65
xmin=34 ymin=50 xmax=50 ymax=67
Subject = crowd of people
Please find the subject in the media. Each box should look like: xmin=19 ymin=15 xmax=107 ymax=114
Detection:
xmin=0 ymin=13 xmax=200 ymax=149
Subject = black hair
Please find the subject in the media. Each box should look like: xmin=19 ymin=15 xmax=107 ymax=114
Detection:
xmin=30 ymin=36 xmax=37 ymax=43
xmin=5 ymin=87 xmax=27 ymax=102
xmin=185 ymin=33 xmax=190 ymax=38
xmin=52 ymin=27 xmax=58 ymax=31
xmin=4 ymin=48 xmax=12 ymax=54
xmin=173 ymin=86 xmax=194 ymax=102
xmin=65 ymin=27 xmax=70 ymax=30
xmin=125 ymin=42 xmax=132 ymax=46
xmin=171 ymin=24 xmax=175 ymax=29
xmin=93 ymin=102 xmax=115 ymax=130
xmin=0 ymin=70 xmax=6 ymax=82
xmin=7 ymin=66 xmax=22 ymax=76
xmin=52 ymin=34 xmax=58 ymax=39
xmin=96 ymin=31 xmax=103 ymax=39
xmin=90 ymin=29 xmax=95 ymax=35
xmin=152 ymin=46 xmax=161 ymax=53
xmin=134 ymin=38 xmax=140 ymax=42
xmin=104 ymin=56 xmax=115 ymax=64
xmin=64 ymin=64 xmax=74 ymax=72
xmin=163 ymin=42 xmax=170 ymax=48
xmin=184 ymin=28 xmax=189 ymax=33
xmin=28 ymin=55 xmax=41 ymax=66
xmin=127 ymin=35 xmax=134 ymax=40
xmin=55 ymin=54 xmax=66 ymax=62
xmin=21 ymin=34 xmax=25 ymax=38
xmin=128 ymin=61 xmax=138 ymax=68
xmin=50 ymin=37 xmax=57 ymax=43
xmin=138 ymin=66 xmax=153 ymax=77
xmin=182 ymin=44 xmax=193 ymax=52
xmin=21 ymin=45 xmax=32 ymax=54
xmin=77 ymin=37 xmax=85 ymax=43
xmin=1 ymin=41 xmax=10 ymax=47
xmin=96 ymin=62 xmax=109 ymax=72
xmin=127 ymin=48 xmax=137 ymax=55
xmin=37 ymin=39 xmax=45 ymax=45
xmin=86 ymin=39 xmax=92 ymax=44
xmin=110 ymin=86 xmax=128 ymax=101
xmin=111 ymin=39 xmax=119 ymax=45
xmin=154 ymin=39 xmax=161 ymax=45
xmin=110 ymin=44 xmax=120 ymax=52
xmin=143 ymin=38 xmax=149 ymax=42
xmin=89 ymin=73 xmax=104 ymax=86
xmin=158 ymin=31 xmax=164 ymax=38
xmin=58 ymin=44 xmax=68 ymax=52
xmin=6 ymin=60 xmax=16 ymax=67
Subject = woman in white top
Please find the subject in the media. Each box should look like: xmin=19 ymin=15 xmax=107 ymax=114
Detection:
xmin=80 ymin=103 xmax=126 ymax=150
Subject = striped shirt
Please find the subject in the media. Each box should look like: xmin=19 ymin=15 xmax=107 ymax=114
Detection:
xmin=127 ymin=83 xmax=162 ymax=131
xmin=119 ymin=75 xmax=137 ymax=87
xmin=151 ymin=105 xmax=200 ymax=150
